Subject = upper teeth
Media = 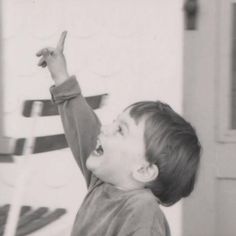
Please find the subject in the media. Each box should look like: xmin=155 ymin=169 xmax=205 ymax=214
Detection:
xmin=92 ymin=138 xmax=103 ymax=156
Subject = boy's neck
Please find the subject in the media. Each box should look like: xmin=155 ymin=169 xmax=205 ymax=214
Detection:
xmin=112 ymin=180 xmax=145 ymax=191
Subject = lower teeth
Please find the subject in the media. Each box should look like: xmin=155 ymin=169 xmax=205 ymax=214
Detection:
xmin=93 ymin=139 xmax=104 ymax=156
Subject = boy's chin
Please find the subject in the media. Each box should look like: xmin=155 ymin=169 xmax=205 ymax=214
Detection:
xmin=86 ymin=154 xmax=102 ymax=171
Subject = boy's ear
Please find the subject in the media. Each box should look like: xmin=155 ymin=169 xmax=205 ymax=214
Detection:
xmin=132 ymin=163 xmax=159 ymax=183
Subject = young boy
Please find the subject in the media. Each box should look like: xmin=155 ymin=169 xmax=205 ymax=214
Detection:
xmin=37 ymin=32 xmax=201 ymax=236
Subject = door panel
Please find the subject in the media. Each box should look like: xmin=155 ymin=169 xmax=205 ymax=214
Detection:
xmin=216 ymin=179 xmax=236 ymax=236
xmin=183 ymin=0 xmax=236 ymax=235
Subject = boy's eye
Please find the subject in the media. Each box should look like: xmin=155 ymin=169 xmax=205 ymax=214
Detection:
xmin=117 ymin=126 xmax=124 ymax=135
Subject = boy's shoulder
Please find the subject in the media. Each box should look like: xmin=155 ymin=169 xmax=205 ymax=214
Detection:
xmin=90 ymin=180 xmax=164 ymax=218
xmin=125 ymin=188 xmax=163 ymax=215
xmin=93 ymin=181 xmax=161 ymax=213
xmin=89 ymin=182 xmax=170 ymax=235
xmin=123 ymin=188 xmax=169 ymax=234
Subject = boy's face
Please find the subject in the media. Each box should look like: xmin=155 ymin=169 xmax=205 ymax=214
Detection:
xmin=86 ymin=108 xmax=148 ymax=188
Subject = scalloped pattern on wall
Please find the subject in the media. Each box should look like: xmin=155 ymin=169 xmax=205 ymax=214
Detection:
xmin=0 ymin=2 xmax=183 ymax=227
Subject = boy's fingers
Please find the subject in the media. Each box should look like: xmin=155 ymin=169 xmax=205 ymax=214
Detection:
xmin=36 ymin=48 xmax=44 ymax=57
xmin=56 ymin=31 xmax=67 ymax=52
xmin=41 ymin=61 xmax=47 ymax=68
xmin=36 ymin=47 xmax=55 ymax=57
xmin=36 ymin=48 xmax=50 ymax=58
xmin=37 ymin=57 xmax=46 ymax=67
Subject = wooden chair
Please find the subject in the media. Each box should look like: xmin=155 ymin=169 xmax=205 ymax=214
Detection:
xmin=0 ymin=204 xmax=66 ymax=236
xmin=15 ymin=95 xmax=107 ymax=156
xmin=0 ymin=94 xmax=107 ymax=235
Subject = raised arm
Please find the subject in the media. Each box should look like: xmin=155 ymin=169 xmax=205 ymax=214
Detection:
xmin=36 ymin=32 xmax=100 ymax=186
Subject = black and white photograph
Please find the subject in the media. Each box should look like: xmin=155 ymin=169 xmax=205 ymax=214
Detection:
xmin=0 ymin=0 xmax=235 ymax=235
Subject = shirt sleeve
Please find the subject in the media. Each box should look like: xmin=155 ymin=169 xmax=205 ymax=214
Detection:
xmin=50 ymin=76 xmax=101 ymax=187
xmin=131 ymin=227 xmax=168 ymax=236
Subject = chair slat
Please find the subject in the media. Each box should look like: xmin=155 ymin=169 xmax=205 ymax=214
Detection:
xmin=15 ymin=208 xmax=66 ymax=236
xmin=23 ymin=94 xmax=108 ymax=117
xmin=0 ymin=154 xmax=13 ymax=163
xmin=0 ymin=206 xmax=33 ymax=236
xmin=14 ymin=134 xmax=67 ymax=155
xmin=16 ymin=207 xmax=48 ymax=229
xmin=0 ymin=205 xmax=10 ymax=229
xmin=19 ymin=206 xmax=31 ymax=217
xmin=0 ymin=137 xmax=14 ymax=162
xmin=0 ymin=206 xmax=66 ymax=236
xmin=0 ymin=205 xmax=10 ymax=216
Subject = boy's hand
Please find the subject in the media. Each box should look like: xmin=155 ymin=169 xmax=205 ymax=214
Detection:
xmin=36 ymin=31 xmax=69 ymax=86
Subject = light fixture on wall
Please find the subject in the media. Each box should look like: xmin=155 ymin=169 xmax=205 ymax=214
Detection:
xmin=184 ymin=0 xmax=199 ymax=30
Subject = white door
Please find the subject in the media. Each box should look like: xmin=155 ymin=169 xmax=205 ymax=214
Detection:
xmin=183 ymin=0 xmax=236 ymax=235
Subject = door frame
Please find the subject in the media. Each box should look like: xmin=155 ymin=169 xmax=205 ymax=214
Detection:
xmin=183 ymin=0 xmax=219 ymax=235
xmin=183 ymin=0 xmax=236 ymax=235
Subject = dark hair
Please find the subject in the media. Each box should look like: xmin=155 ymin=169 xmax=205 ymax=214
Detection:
xmin=128 ymin=101 xmax=201 ymax=206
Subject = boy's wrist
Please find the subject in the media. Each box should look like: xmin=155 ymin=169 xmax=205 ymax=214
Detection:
xmin=53 ymin=72 xmax=70 ymax=86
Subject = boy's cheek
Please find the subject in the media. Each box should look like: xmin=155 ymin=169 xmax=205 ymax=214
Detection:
xmin=102 ymin=139 xmax=120 ymax=153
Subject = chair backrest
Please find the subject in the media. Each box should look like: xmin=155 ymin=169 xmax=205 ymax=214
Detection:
xmin=0 ymin=94 xmax=108 ymax=235
xmin=1 ymin=94 xmax=107 ymax=158
xmin=0 ymin=204 xmax=67 ymax=236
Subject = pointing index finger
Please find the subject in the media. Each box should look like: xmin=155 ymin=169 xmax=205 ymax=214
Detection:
xmin=57 ymin=31 xmax=67 ymax=52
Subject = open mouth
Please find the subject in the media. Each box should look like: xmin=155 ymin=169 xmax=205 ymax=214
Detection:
xmin=92 ymin=138 xmax=104 ymax=157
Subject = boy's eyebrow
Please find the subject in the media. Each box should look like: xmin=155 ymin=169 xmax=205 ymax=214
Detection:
xmin=120 ymin=120 xmax=129 ymax=132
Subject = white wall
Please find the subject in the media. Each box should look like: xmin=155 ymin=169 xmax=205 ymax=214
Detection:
xmin=0 ymin=0 xmax=183 ymax=235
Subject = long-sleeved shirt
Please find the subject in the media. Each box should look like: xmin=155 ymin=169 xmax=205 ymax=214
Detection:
xmin=50 ymin=76 xmax=171 ymax=236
